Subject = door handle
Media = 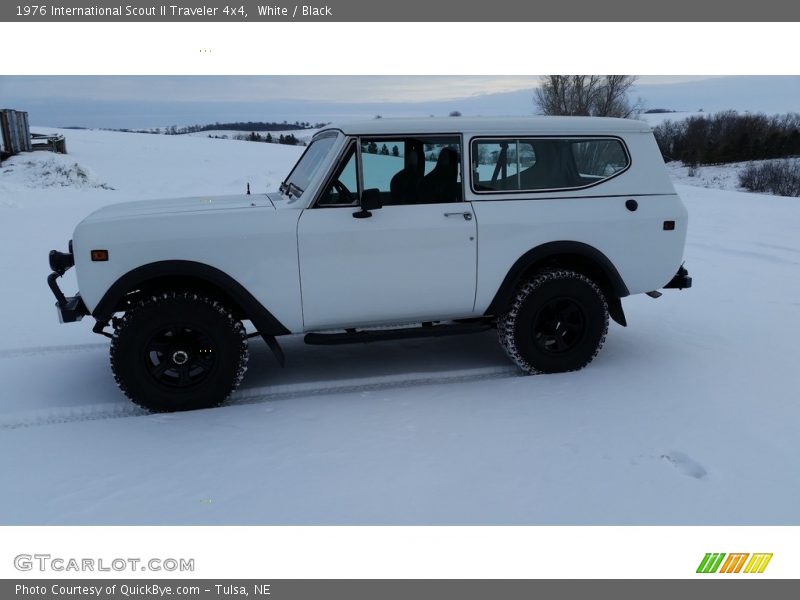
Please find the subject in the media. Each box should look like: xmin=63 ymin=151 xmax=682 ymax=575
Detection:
xmin=444 ymin=212 xmax=473 ymax=221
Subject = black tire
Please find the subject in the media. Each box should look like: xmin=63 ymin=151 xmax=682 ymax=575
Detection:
xmin=498 ymin=269 xmax=609 ymax=374
xmin=110 ymin=292 xmax=248 ymax=412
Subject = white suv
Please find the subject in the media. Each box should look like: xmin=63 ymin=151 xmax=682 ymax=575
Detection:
xmin=48 ymin=117 xmax=692 ymax=411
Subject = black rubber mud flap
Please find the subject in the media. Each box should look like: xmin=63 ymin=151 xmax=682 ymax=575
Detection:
xmin=263 ymin=335 xmax=286 ymax=367
xmin=607 ymin=296 xmax=627 ymax=327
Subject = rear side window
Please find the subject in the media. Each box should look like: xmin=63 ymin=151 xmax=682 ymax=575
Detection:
xmin=471 ymin=137 xmax=629 ymax=193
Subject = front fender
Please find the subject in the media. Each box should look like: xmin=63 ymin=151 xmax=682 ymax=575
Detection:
xmin=92 ymin=260 xmax=291 ymax=337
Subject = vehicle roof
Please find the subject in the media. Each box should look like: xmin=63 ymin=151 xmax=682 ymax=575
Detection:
xmin=317 ymin=116 xmax=652 ymax=137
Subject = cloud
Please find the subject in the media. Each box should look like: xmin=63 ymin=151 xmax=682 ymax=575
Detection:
xmin=1 ymin=75 xmax=545 ymax=104
xmin=2 ymin=75 xmax=794 ymax=129
xmin=1 ymin=75 xmax=719 ymax=105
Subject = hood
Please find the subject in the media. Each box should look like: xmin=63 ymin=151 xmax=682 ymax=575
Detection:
xmin=81 ymin=194 xmax=274 ymax=224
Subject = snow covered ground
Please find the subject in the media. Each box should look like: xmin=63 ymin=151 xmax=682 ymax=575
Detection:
xmin=1 ymin=129 xmax=799 ymax=525
xmin=664 ymin=158 xmax=800 ymax=194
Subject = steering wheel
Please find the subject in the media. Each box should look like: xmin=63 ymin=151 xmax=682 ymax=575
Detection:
xmin=332 ymin=179 xmax=354 ymax=202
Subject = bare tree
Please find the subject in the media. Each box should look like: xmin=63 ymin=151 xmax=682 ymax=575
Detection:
xmin=534 ymin=75 xmax=639 ymax=118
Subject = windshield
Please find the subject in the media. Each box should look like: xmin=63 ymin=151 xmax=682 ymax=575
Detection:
xmin=282 ymin=134 xmax=338 ymax=197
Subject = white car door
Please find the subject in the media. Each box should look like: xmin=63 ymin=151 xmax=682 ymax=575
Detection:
xmin=297 ymin=137 xmax=478 ymax=330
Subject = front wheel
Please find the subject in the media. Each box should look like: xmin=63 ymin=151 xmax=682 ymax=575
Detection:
xmin=498 ymin=270 xmax=609 ymax=374
xmin=110 ymin=292 xmax=248 ymax=412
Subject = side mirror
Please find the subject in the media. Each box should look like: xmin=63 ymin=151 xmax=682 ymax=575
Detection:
xmin=353 ymin=188 xmax=382 ymax=219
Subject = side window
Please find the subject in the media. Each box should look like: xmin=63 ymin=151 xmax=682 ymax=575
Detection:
xmin=472 ymin=140 xmax=536 ymax=191
xmin=361 ymin=136 xmax=463 ymax=205
xmin=360 ymin=140 xmax=404 ymax=193
xmin=317 ymin=144 xmax=358 ymax=206
xmin=571 ymin=139 xmax=628 ymax=179
xmin=284 ymin=134 xmax=337 ymax=197
xmin=471 ymin=137 xmax=629 ymax=193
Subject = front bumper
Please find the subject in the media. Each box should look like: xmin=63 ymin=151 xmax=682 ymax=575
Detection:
xmin=663 ymin=265 xmax=692 ymax=290
xmin=48 ymin=244 xmax=89 ymax=323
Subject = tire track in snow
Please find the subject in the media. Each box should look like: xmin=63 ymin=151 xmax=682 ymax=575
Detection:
xmin=0 ymin=365 xmax=520 ymax=430
xmin=230 ymin=366 xmax=519 ymax=406
xmin=0 ymin=402 xmax=149 ymax=430
xmin=0 ymin=342 xmax=108 ymax=360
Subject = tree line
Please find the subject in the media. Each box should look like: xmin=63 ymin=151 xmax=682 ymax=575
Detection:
xmin=363 ymin=142 xmax=400 ymax=156
xmin=161 ymin=120 xmax=326 ymax=135
xmin=233 ymin=132 xmax=304 ymax=146
xmin=653 ymin=112 xmax=800 ymax=165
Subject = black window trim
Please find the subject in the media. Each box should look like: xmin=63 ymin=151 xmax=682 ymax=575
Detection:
xmin=468 ymin=134 xmax=632 ymax=196
xmin=310 ymin=138 xmax=361 ymax=209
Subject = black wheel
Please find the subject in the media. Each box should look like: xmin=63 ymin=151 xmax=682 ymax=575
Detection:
xmin=498 ymin=269 xmax=609 ymax=374
xmin=110 ymin=292 xmax=248 ymax=412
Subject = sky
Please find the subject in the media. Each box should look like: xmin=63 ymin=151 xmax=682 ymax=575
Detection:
xmin=1 ymin=75 xmax=798 ymax=129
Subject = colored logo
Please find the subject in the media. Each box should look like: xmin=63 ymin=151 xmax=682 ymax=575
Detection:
xmin=696 ymin=553 xmax=773 ymax=574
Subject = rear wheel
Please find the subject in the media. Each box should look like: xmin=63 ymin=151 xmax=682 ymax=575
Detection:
xmin=110 ymin=292 xmax=248 ymax=412
xmin=498 ymin=269 xmax=609 ymax=374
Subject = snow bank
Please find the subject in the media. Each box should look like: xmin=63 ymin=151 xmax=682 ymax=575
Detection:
xmin=1 ymin=152 xmax=113 ymax=191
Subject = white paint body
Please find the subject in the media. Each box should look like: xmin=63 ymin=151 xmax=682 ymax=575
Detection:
xmin=71 ymin=117 xmax=688 ymax=334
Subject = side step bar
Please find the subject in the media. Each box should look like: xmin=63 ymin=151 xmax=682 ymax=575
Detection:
xmin=304 ymin=321 xmax=494 ymax=346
